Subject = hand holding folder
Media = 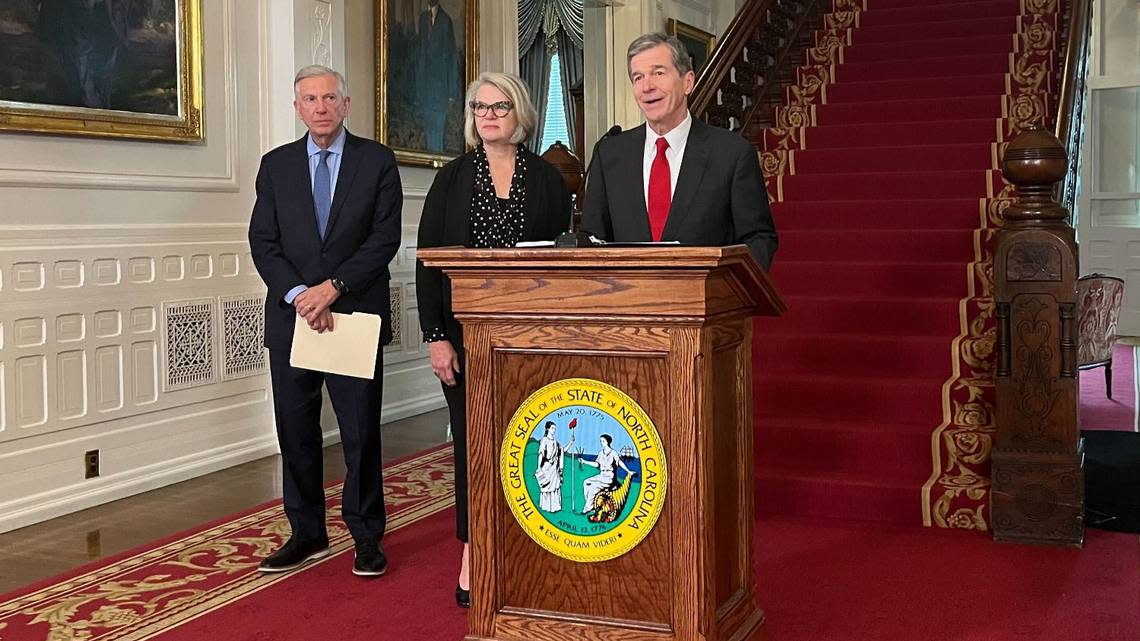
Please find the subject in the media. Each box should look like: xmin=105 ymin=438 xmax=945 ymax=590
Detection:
xmin=290 ymin=312 xmax=383 ymax=379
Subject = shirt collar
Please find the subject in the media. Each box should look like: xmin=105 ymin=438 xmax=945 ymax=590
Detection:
xmin=645 ymin=111 xmax=692 ymax=152
xmin=307 ymin=127 xmax=346 ymax=157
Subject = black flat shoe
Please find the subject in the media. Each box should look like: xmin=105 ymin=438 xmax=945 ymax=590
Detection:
xmin=353 ymin=539 xmax=388 ymax=577
xmin=455 ymin=584 xmax=470 ymax=608
xmin=258 ymin=537 xmax=330 ymax=573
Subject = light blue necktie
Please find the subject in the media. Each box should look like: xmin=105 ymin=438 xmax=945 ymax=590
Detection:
xmin=313 ymin=149 xmax=332 ymax=239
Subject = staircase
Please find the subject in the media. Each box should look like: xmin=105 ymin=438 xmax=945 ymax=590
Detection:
xmin=741 ymin=0 xmax=1066 ymax=526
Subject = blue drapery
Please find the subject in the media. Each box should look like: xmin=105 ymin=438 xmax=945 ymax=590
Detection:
xmin=518 ymin=0 xmax=584 ymax=153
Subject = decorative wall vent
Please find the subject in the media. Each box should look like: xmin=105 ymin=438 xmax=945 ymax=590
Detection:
xmin=164 ymin=299 xmax=215 ymax=390
xmin=221 ymin=294 xmax=267 ymax=380
xmin=388 ymin=285 xmax=403 ymax=349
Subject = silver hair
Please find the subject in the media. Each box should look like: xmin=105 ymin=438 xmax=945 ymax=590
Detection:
xmin=626 ymin=32 xmax=693 ymax=78
xmin=293 ymin=65 xmax=349 ymax=98
xmin=463 ymin=72 xmax=537 ymax=147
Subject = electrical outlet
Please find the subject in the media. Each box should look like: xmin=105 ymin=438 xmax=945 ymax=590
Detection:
xmin=85 ymin=450 xmax=100 ymax=479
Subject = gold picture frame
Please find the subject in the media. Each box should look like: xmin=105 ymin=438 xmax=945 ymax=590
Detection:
xmin=666 ymin=18 xmax=716 ymax=76
xmin=0 ymin=0 xmax=204 ymax=142
xmin=375 ymin=0 xmax=478 ymax=168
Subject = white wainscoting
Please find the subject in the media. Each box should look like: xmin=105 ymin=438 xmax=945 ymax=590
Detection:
xmin=0 ymin=0 xmax=450 ymax=535
xmin=0 ymin=225 xmax=276 ymax=532
xmin=0 ymin=220 xmax=443 ymax=533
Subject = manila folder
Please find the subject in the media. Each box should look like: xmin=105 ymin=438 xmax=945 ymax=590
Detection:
xmin=290 ymin=312 xmax=382 ymax=379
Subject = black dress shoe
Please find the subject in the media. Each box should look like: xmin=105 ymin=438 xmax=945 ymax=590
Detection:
xmin=353 ymin=539 xmax=388 ymax=577
xmin=258 ymin=537 xmax=330 ymax=573
xmin=455 ymin=584 xmax=470 ymax=608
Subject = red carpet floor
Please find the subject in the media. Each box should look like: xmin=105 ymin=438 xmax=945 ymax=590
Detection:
xmin=754 ymin=0 xmax=1043 ymax=524
xmin=0 ymin=447 xmax=457 ymax=641
xmin=756 ymin=516 xmax=1139 ymax=641
xmin=110 ymin=516 xmax=1140 ymax=641
xmin=1081 ymin=344 xmax=1139 ymax=431
xmin=1 ymin=450 xmax=1136 ymax=640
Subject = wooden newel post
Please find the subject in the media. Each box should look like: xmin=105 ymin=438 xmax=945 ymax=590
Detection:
xmin=991 ymin=123 xmax=1085 ymax=546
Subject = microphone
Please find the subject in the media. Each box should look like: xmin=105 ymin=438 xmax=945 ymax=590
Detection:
xmin=555 ymin=125 xmax=622 ymax=248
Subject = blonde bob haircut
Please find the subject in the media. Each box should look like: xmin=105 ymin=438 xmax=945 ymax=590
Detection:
xmin=463 ymin=72 xmax=536 ymax=147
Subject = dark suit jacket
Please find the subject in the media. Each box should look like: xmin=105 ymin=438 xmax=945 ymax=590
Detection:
xmin=416 ymin=147 xmax=571 ymax=348
xmin=249 ymin=131 xmax=402 ymax=351
xmin=415 ymin=7 xmax=458 ymax=107
xmin=581 ymin=117 xmax=778 ymax=270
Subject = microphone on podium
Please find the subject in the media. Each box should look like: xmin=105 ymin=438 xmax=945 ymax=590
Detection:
xmin=555 ymin=125 xmax=622 ymax=248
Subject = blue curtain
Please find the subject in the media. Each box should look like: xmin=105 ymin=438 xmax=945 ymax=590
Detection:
xmin=518 ymin=0 xmax=584 ymax=153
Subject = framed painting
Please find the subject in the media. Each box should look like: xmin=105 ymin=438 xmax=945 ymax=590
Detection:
xmin=667 ymin=18 xmax=716 ymax=76
xmin=376 ymin=0 xmax=478 ymax=168
xmin=0 ymin=0 xmax=203 ymax=142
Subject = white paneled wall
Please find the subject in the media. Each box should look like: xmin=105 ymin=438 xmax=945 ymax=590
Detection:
xmin=0 ymin=0 xmax=272 ymax=533
xmin=0 ymin=225 xmax=275 ymax=531
xmin=0 ymin=0 xmax=544 ymax=533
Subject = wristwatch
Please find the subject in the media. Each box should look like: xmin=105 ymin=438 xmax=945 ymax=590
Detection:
xmin=331 ymin=277 xmax=349 ymax=295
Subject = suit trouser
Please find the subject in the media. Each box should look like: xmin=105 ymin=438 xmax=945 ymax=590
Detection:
xmin=268 ymin=347 xmax=386 ymax=544
xmin=442 ymin=369 xmax=468 ymax=543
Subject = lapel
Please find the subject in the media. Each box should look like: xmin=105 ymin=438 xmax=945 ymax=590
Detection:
xmin=661 ymin=117 xmax=710 ymax=241
xmin=618 ymin=125 xmax=651 ymax=240
xmin=323 ymin=130 xmax=363 ymax=246
xmin=288 ymin=135 xmax=324 ymax=249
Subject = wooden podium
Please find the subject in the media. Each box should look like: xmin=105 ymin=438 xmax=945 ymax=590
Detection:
xmin=418 ymin=246 xmax=785 ymax=641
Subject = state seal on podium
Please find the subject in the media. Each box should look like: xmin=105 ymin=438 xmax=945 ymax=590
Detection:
xmin=500 ymin=378 xmax=668 ymax=563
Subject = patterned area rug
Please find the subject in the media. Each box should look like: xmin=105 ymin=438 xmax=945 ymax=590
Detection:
xmin=1 ymin=444 xmax=1135 ymax=641
xmin=0 ymin=447 xmax=456 ymax=641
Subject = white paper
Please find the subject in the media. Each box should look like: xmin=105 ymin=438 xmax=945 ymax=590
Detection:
xmin=290 ymin=312 xmax=382 ymax=379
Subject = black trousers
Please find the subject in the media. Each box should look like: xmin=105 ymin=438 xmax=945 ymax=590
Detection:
xmin=268 ymin=348 xmax=387 ymax=544
xmin=442 ymin=369 xmax=468 ymax=543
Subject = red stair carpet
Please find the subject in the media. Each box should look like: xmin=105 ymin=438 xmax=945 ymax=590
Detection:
xmin=1 ymin=450 xmax=1136 ymax=641
xmin=754 ymin=0 xmax=1060 ymax=527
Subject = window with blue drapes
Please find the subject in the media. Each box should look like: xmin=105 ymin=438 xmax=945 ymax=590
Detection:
xmin=539 ymin=53 xmax=570 ymax=153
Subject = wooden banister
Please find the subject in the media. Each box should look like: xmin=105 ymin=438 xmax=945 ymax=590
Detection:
xmin=689 ymin=0 xmax=825 ymax=135
xmin=689 ymin=0 xmax=776 ymax=117
xmin=1053 ymin=0 xmax=1089 ymax=145
xmin=1054 ymin=0 xmax=1093 ymax=221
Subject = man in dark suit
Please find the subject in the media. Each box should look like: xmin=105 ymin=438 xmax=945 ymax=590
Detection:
xmin=415 ymin=0 xmax=458 ymax=153
xmin=582 ymin=32 xmax=778 ymax=270
xmin=248 ymin=65 xmax=402 ymax=577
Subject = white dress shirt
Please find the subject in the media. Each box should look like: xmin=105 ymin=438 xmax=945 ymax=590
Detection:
xmin=642 ymin=111 xmax=693 ymax=208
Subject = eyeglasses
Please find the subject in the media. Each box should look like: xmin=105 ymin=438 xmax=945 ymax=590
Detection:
xmin=470 ymin=101 xmax=514 ymax=118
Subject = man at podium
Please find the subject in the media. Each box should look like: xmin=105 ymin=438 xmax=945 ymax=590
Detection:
xmin=582 ymin=32 xmax=778 ymax=270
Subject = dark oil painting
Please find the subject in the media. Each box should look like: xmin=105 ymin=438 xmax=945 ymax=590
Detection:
xmin=381 ymin=0 xmax=469 ymax=162
xmin=0 ymin=0 xmax=180 ymax=116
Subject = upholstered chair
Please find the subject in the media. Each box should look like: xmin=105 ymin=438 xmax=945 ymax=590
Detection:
xmin=1077 ymin=274 xmax=1125 ymax=397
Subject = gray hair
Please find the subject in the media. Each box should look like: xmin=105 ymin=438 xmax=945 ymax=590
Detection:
xmin=293 ymin=65 xmax=349 ymax=98
xmin=463 ymin=72 xmax=536 ymax=147
xmin=626 ymin=32 xmax=693 ymax=78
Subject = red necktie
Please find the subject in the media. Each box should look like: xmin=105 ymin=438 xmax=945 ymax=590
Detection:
xmin=647 ymin=137 xmax=671 ymax=241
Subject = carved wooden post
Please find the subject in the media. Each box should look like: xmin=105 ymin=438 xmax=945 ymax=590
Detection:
xmin=991 ymin=124 xmax=1084 ymax=546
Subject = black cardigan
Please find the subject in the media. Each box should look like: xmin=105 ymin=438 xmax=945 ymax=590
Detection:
xmin=416 ymin=146 xmax=572 ymax=349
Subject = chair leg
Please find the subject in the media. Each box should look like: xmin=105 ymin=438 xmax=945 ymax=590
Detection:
xmin=1105 ymin=362 xmax=1113 ymax=399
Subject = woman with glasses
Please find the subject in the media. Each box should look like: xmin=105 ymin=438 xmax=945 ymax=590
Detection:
xmin=416 ymin=71 xmax=571 ymax=608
